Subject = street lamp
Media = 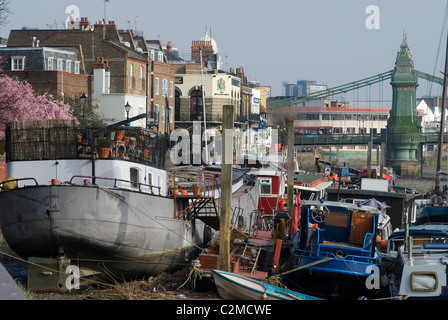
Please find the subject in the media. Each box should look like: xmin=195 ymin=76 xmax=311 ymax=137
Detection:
xmin=80 ymin=92 xmax=87 ymax=127
xmin=125 ymin=101 xmax=131 ymax=120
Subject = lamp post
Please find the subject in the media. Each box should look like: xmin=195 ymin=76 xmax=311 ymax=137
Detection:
xmin=125 ymin=101 xmax=131 ymax=126
xmin=125 ymin=101 xmax=131 ymax=119
xmin=80 ymin=92 xmax=87 ymax=127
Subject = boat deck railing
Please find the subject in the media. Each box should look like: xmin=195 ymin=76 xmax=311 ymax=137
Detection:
xmin=0 ymin=177 xmax=38 ymax=190
xmin=1 ymin=175 xmax=162 ymax=196
xmin=295 ymin=247 xmax=380 ymax=264
xmin=68 ymin=175 xmax=162 ymax=195
xmin=297 ymin=230 xmax=379 ymax=264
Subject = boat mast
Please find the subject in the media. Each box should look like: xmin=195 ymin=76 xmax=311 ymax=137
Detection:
xmin=200 ymin=48 xmax=209 ymax=164
xmin=435 ymin=28 xmax=448 ymax=195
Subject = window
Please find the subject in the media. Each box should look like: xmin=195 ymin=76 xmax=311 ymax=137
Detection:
xmin=259 ymin=178 xmax=272 ymax=195
xmin=169 ymin=106 xmax=173 ymax=123
xmin=304 ymin=114 xmax=319 ymax=120
xmin=147 ymin=172 xmax=153 ymax=186
xmin=162 ymin=105 xmax=166 ymax=123
xmin=162 ymin=79 xmax=168 ymax=96
xmin=47 ymin=57 xmax=54 ymax=70
xmin=155 ymin=78 xmax=159 ymax=95
xmin=333 ymin=127 xmax=343 ymax=134
xmin=74 ymin=61 xmax=80 ymax=74
xmin=11 ymin=56 xmax=25 ymax=70
xmin=150 ymin=50 xmax=155 ymax=61
xmin=57 ymin=59 xmax=63 ymax=71
xmin=140 ymin=66 xmax=144 ymax=91
xmin=158 ymin=51 xmax=163 ymax=62
xmin=155 ymin=104 xmax=159 ymax=122
xmin=169 ymin=81 xmax=174 ymax=98
xmin=65 ymin=60 xmax=72 ymax=73
xmin=158 ymin=175 xmax=162 ymax=189
xmin=130 ymin=168 xmax=140 ymax=188
xmin=190 ymin=89 xmax=203 ymax=121
xmin=410 ymin=272 xmax=438 ymax=292
xmin=130 ymin=64 xmax=134 ymax=89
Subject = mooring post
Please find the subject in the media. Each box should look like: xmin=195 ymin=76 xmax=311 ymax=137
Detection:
xmin=219 ymin=105 xmax=234 ymax=272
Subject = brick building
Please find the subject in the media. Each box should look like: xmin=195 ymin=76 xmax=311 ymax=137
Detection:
xmin=0 ymin=45 xmax=89 ymax=98
xmin=5 ymin=18 xmax=175 ymax=133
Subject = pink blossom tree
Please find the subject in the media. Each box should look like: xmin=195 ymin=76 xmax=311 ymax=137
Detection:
xmin=0 ymin=69 xmax=77 ymax=139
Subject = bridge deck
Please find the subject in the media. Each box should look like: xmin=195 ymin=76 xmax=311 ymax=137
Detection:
xmin=294 ymin=132 xmax=444 ymax=146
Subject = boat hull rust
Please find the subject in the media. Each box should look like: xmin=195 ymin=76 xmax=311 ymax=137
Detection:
xmin=0 ymin=184 xmax=204 ymax=277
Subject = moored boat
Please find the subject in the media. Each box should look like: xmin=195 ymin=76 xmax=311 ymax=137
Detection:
xmin=280 ymin=199 xmax=390 ymax=300
xmin=0 ymin=119 xmax=259 ymax=283
xmin=387 ymin=223 xmax=448 ymax=299
xmin=212 ymin=269 xmax=322 ymax=300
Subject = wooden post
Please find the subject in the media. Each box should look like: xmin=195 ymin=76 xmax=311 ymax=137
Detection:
xmin=287 ymin=120 xmax=294 ymax=217
xmin=271 ymin=239 xmax=283 ymax=273
xmin=367 ymin=132 xmax=372 ymax=178
xmin=219 ymin=105 xmax=234 ymax=271
xmin=380 ymin=141 xmax=386 ymax=180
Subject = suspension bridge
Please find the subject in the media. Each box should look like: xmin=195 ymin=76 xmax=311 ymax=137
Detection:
xmin=266 ymin=36 xmax=446 ymax=176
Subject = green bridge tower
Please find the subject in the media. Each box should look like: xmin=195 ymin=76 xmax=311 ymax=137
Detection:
xmin=386 ymin=34 xmax=422 ymax=176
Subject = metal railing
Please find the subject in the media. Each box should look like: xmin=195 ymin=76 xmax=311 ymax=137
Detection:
xmin=69 ymin=175 xmax=161 ymax=195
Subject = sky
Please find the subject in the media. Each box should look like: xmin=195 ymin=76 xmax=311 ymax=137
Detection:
xmin=1 ymin=0 xmax=448 ymax=99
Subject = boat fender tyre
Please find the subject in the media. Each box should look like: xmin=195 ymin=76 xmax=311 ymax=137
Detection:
xmin=203 ymin=225 xmax=212 ymax=246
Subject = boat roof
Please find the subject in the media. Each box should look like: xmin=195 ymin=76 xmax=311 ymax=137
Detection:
xmin=294 ymin=181 xmax=333 ymax=191
xmin=389 ymin=223 xmax=448 ymax=239
xmin=302 ymin=199 xmax=381 ymax=214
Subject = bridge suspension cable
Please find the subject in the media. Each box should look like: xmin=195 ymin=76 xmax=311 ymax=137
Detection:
xmin=268 ymin=70 xmax=444 ymax=110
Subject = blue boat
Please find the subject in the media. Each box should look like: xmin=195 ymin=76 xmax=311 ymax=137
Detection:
xmin=212 ymin=269 xmax=323 ymax=300
xmin=416 ymin=204 xmax=448 ymax=225
xmin=281 ymin=200 xmax=389 ymax=300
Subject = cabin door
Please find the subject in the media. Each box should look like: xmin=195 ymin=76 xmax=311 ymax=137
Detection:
xmin=350 ymin=211 xmax=373 ymax=245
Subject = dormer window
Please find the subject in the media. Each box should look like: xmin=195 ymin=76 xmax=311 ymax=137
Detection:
xmin=65 ymin=60 xmax=72 ymax=73
xmin=47 ymin=57 xmax=54 ymax=70
xmin=57 ymin=59 xmax=64 ymax=71
xmin=11 ymin=56 xmax=25 ymax=70
xmin=74 ymin=61 xmax=80 ymax=74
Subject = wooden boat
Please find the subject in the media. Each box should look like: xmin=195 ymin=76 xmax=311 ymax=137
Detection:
xmin=212 ymin=269 xmax=322 ymax=300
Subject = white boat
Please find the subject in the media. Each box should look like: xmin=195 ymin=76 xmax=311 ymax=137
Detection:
xmin=0 ymin=119 xmax=259 ymax=280
xmin=212 ymin=269 xmax=322 ymax=300
xmin=388 ymin=223 xmax=448 ymax=299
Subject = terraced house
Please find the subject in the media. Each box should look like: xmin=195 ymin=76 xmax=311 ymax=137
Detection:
xmin=3 ymin=18 xmax=175 ymax=133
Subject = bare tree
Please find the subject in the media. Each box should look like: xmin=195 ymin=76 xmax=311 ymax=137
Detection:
xmin=0 ymin=0 xmax=11 ymax=27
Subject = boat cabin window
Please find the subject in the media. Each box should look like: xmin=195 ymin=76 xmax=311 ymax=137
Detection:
xmin=130 ymin=168 xmax=140 ymax=188
xmin=147 ymin=172 xmax=153 ymax=186
xmin=259 ymin=178 xmax=272 ymax=195
xmin=410 ymin=272 xmax=438 ymax=292
xmin=158 ymin=174 xmax=162 ymax=189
